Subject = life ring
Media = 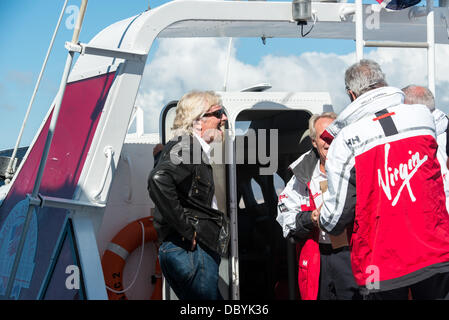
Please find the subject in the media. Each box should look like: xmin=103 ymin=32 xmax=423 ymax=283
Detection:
xmin=101 ymin=216 xmax=162 ymax=300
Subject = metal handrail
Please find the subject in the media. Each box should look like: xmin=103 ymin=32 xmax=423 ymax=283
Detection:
xmin=4 ymin=0 xmax=69 ymax=183
xmin=91 ymin=146 xmax=115 ymax=203
xmin=5 ymin=0 xmax=89 ymax=299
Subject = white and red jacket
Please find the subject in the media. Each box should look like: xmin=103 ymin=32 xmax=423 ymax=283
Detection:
xmin=319 ymin=86 xmax=449 ymax=293
xmin=276 ymin=149 xmax=323 ymax=300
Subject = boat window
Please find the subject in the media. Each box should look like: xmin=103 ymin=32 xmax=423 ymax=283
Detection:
xmin=238 ymin=173 xmax=285 ymax=209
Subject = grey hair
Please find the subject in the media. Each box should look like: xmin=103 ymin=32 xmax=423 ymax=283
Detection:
xmin=171 ymin=90 xmax=222 ymax=136
xmin=345 ymin=59 xmax=388 ymax=97
xmin=309 ymin=111 xmax=337 ymax=141
xmin=402 ymin=85 xmax=435 ymax=112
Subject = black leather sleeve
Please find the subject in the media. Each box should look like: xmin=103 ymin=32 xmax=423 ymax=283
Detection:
xmin=148 ymin=158 xmax=196 ymax=242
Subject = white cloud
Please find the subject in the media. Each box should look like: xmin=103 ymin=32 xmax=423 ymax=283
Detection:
xmin=135 ymin=38 xmax=449 ymax=134
xmin=136 ymin=38 xmax=232 ymax=132
xmin=365 ymin=45 xmax=449 ymax=96
xmin=364 ymin=45 xmax=449 ymax=115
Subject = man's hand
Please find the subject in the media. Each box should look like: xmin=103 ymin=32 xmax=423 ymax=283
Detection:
xmin=311 ymin=204 xmax=323 ymax=227
xmin=311 ymin=210 xmax=320 ymax=227
xmin=191 ymin=232 xmax=197 ymax=251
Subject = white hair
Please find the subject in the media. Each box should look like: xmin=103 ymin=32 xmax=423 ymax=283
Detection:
xmin=402 ymin=85 xmax=435 ymax=112
xmin=171 ymin=90 xmax=222 ymax=136
xmin=345 ymin=59 xmax=387 ymax=97
xmin=308 ymin=111 xmax=337 ymax=140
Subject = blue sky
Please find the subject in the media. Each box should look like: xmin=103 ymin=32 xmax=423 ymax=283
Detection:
xmin=0 ymin=0 xmax=162 ymax=150
xmin=0 ymin=0 xmax=446 ymax=151
xmin=0 ymin=0 xmax=363 ymax=151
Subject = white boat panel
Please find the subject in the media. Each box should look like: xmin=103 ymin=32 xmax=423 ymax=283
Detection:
xmin=97 ymin=141 xmax=159 ymax=300
xmin=218 ymin=91 xmax=333 ymax=125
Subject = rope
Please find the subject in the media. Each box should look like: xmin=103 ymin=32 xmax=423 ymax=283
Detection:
xmin=106 ymin=221 xmax=146 ymax=294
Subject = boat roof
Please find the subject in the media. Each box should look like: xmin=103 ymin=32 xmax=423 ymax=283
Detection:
xmin=70 ymin=1 xmax=449 ymax=80
xmin=157 ymin=2 xmax=448 ymax=42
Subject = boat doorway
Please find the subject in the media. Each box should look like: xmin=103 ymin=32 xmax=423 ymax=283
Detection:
xmin=234 ymin=109 xmax=312 ymax=300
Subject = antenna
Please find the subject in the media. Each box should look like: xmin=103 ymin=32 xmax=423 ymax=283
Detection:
xmin=222 ymin=38 xmax=233 ymax=92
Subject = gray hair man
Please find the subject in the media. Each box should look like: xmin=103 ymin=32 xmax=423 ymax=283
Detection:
xmin=318 ymin=59 xmax=449 ymax=300
xmin=402 ymin=85 xmax=449 ymax=212
xmin=402 ymin=85 xmax=435 ymax=111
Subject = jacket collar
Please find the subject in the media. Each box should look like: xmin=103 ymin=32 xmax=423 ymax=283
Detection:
xmin=290 ymin=149 xmax=320 ymax=185
xmin=193 ymin=132 xmax=212 ymax=159
xmin=322 ymin=86 xmax=405 ymax=143
xmin=433 ymin=108 xmax=448 ymax=136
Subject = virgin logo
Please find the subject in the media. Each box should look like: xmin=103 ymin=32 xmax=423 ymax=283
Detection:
xmin=378 ymin=143 xmax=428 ymax=206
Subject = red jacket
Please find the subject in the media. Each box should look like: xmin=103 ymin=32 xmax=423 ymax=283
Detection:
xmin=320 ymin=87 xmax=449 ymax=292
xmin=296 ymin=186 xmax=320 ymax=300
xmin=295 ymin=186 xmax=352 ymax=299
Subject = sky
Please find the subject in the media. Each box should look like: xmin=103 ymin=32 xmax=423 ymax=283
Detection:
xmin=0 ymin=0 xmax=448 ymax=151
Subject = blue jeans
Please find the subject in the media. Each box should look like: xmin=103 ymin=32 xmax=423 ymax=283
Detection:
xmin=159 ymin=236 xmax=222 ymax=300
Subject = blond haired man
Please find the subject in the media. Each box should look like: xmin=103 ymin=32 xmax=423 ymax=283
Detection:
xmin=148 ymin=90 xmax=229 ymax=300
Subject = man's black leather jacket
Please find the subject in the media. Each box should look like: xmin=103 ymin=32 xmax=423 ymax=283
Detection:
xmin=148 ymin=135 xmax=229 ymax=256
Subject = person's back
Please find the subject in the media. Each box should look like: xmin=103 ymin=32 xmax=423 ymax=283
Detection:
xmin=320 ymin=60 xmax=449 ymax=299
xmin=327 ymin=98 xmax=449 ymax=290
xmin=402 ymin=85 xmax=449 ymax=212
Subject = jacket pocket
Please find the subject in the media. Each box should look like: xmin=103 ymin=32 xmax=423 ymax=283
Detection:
xmin=298 ymin=259 xmax=310 ymax=299
xmin=190 ymin=166 xmax=213 ymax=203
xmin=297 ymin=239 xmax=320 ymax=300
xmin=159 ymin=241 xmax=195 ymax=287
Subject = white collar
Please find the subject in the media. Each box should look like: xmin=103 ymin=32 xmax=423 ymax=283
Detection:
xmin=312 ymin=161 xmax=327 ymax=180
xmin=325 ymin=86 xmax=405 ymax=139
xmin=433 ymin=108 xmax=448 ymax=136
xmin=193 ymin=132 xmax=211 ymax=158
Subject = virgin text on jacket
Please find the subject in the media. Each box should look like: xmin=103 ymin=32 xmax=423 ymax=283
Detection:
xmin=378 ymin=143 xmax=428 ymax=206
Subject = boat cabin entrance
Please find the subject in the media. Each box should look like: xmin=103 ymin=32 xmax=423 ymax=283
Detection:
xmin=157 ymin=91 xmax=332 ymax=299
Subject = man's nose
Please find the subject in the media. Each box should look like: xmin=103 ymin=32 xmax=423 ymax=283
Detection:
xmin=221 ymin=113 xmax=228 ymax=121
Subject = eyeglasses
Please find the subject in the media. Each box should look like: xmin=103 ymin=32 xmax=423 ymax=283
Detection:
xmin=202 ymin=108 xmax=226 ymax=119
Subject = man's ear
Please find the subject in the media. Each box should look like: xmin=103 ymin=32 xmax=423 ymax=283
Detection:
xmin=348 ymin=90 xmax=356 ymax=102
xmin=311 ymin=138 xmax=317 ymax=149
xmin=192 ymin=119 xmax=202 ymax=135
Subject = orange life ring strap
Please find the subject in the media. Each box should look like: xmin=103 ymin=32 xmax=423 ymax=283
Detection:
xmin=101 ymin=217 xmax=162 ymax=300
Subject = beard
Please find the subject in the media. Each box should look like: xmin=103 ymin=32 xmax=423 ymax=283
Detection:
xmin=202 ymin=127 xmax=224 ymax=143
